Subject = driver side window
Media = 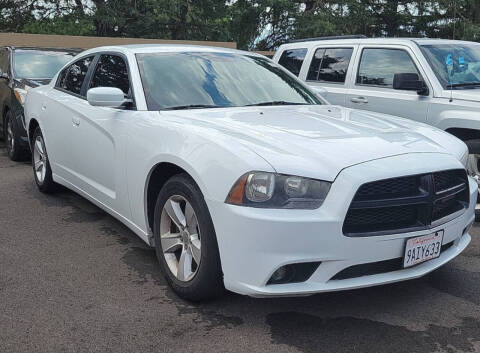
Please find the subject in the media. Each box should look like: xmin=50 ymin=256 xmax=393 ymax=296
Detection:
xmin=89 ymin=54 xmax=131 ymax=96
xmin=57 ymin=56 xmax=94 ymax=96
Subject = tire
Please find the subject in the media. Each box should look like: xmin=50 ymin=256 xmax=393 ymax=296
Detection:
xmin=464 ymin=142 xmax=480 ymax=222
xmin=153 ymin=173 xmax=224 ymax=301
xmin=4 ymin=111 xmax=26 ymax=161
xmin=31 ymin=127 xmax=57 ymax=193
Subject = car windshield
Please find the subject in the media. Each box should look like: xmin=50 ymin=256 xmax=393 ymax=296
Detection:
xmin=13 ymin=49 xmax=76 ymax=79
xmin=136 ymin=52 xmax=321 ymax=110
xmin=420 ymin=43 xmax=480 ymax=89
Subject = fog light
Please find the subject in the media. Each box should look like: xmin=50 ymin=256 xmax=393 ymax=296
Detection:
xmin=270 ymin=267 xmax=290 ymax=283
xmin=267 ymin=262 xmax=321 ymax=285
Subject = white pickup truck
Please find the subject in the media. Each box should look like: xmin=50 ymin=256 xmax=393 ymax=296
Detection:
xmin=274 ymin=35 xmax=480 ymax=213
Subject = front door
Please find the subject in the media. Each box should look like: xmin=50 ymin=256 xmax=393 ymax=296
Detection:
xmin=346 ymin=46 xmax=430 ymax=123
xmin=68 ymin=53 xmax=134 ymax=216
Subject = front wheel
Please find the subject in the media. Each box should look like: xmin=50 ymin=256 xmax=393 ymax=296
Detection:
xmin=32 ymin=127 xmax=57 ymax=193
xmin=5 ymin=111 xmax=26 ymax=161
xmin=153 ymin=174 xmax=224 ymax=301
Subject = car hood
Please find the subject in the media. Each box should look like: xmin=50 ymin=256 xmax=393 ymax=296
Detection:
xmin=160 ymin=105 xmax=464 ymax=181
xmin=21 ymin=78 xmax=52 ymax=87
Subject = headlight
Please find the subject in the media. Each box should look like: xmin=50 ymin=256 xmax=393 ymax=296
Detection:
xmin=225 ymin=172 xmax=331 ymax=209
xmin=14 ymin=87 xmax=29 ymax=106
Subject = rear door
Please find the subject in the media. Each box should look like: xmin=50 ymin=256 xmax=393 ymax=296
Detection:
xmin=301 ymin=46 xmax=356 ymax=106
xmin=41 ymin=55 xmax=96 ymax=183
xmin=346 ymin=45 xmax=431 ymax=122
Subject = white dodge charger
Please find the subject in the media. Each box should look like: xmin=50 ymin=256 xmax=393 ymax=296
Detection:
xmin=24 ymin=45 xmax=476 ymax=300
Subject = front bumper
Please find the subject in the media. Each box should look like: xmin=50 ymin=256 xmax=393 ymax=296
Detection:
xmin=207 ymin=153 xmax=476 ymax=297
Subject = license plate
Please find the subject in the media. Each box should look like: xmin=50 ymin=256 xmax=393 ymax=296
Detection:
xmin=403 ymin=230 xmax=444 ymax=268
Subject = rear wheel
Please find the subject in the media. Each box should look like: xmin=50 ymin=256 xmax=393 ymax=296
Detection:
xmin=32 ymin=127 xmax=57 ymax=193
xmin=153 ymin=174 xmax=224 ymax=301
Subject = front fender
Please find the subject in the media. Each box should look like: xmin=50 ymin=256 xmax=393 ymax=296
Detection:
xmin=435 ymin=109 xmax=480 ymax=132
xmin=126 ymin=111 xmax=275 ymax=234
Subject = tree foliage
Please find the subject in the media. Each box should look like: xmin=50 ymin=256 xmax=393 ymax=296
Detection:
xmin=2 ymin=0 xmax=480 ymax=50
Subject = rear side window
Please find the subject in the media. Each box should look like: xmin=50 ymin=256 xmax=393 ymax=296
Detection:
xmin=89 ymin=54 xmax=130 ymax=95
xmin=307 ymin=48 xmax=353 ymax=83
xmin=357 ymin=48 xmax=419 ymax=87
xmin=278 ymin=48 xmax=307 ymax=76
xmin=57 ymin=56 xmax=94 ymax=95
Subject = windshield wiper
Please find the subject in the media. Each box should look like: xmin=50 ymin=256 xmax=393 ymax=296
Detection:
xmin=446 ymin=82 xmax=480 ymax=88
xmin=164 ymin=104 xmax=222 ymax=110
xmin=246 ymin=101 xmax=309 ymax=106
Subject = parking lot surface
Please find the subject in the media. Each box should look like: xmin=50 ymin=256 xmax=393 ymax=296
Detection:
xmin=0 ymin=142 xmax=479 ymax=353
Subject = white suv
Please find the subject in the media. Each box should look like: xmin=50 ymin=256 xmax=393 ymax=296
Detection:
xmin=274 ymin=36 xmax=480 ymax=212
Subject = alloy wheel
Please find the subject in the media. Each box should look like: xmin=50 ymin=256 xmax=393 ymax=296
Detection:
xmin=33 ymin=136 xmax=47 ymax=183
xmin=160 ymin=195 xmax=201 ymax=282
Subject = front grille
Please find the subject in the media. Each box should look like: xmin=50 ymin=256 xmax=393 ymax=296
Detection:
xmin=355 ymin=175 xmax=420 ymax=201
xmin=343 ymin=169 xmax=469 ymax=236
xmin=330 ymin=241 xmax=454 ymax=280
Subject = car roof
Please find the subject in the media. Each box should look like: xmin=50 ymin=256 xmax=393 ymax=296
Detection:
xmin=4 ymin=46 xmax=83 ymax=52
xmin=278 ymin=37 xmax=480 ymax=49
xmin=78 ymin=44 xmax=261 ymax=57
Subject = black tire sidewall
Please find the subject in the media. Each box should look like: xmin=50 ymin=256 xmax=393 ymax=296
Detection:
xmin=5 ymin=111 xmax=21 ymax=161
xmin=153 ymin=174 xmax=223 ymax=300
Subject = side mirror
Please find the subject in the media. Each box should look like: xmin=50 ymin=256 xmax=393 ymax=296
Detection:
xmin=313 ymin=86 xmax=328 ymax=98
xmin=87 ymin=87 xmax=125 ymax=107
xmin=393 ymin=73 xmax=429 ymax=96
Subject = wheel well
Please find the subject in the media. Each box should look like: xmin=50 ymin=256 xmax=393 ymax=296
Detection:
xmin=445 ymin=128 xmax=480 ymax=142
xmin=146 ymin=162 xmax=188 ymax=231
xmin=28 ymin=119 xmax=39 ymax=145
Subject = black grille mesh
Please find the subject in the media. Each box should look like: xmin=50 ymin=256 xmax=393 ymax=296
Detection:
xmin=344 ymin=205 xmax=419 ymax=234
xmin=433 ymin=170 xmax=466 ymax=192
xmin=343 ymin=169 xmax=468 ymax=236
xmin=356 ymin=176 xmax=420 ymax=200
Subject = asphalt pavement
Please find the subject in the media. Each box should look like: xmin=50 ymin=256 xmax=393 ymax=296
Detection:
xmin=0 ymin=141 xmax=479 ymax=353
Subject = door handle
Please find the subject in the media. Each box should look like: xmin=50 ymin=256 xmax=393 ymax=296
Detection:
xmin=41 ymin=105 xmax=46 ymax=111
xmin=72 ymin=117 xmax=80 ymax=126
xmin=350 ymin=97 xmax=368 ymax=104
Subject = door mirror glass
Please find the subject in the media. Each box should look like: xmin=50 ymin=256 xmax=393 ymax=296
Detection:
xmin=393 ymin=73 xmax=429 ymax=95
xmin=0 ymin=69 xmax=8 ymax=79
xmin=87 ymin=87 xmax=125 ymax=107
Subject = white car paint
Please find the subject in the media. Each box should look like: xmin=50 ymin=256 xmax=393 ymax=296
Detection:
xmin=25 ymin=45 xmax=475 ymax=297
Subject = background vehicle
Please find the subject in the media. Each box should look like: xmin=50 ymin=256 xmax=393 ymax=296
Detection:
xmin=0 ymin=47 xmax=78 ymax=160
xmin=25 ymin=45 xmax=475 ymax=300
xmin=274 ymin=36 xmax=480 ymax=215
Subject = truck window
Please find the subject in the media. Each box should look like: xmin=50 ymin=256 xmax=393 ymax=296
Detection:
xmin=307 ymin=48 xmax=353 ymax=83
xmin=278 ymin=48 xmax=307 ymax=77
xmin=357 ymin=48 xmax=419 ymax=87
